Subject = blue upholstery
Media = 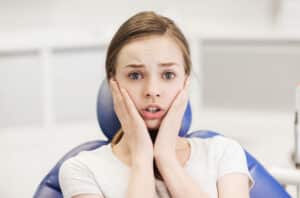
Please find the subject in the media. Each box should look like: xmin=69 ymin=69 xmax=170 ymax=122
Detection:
xmin=34 ymin=79 xmax=292 ymax=198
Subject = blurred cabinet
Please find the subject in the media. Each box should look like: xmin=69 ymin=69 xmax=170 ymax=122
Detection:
xmin=202 ymin=39 xmax=300 ymax=112
xmin=0 ymin=51 xmax=43 ymax=128
xmin=0 ymin=45 xmax=106 ymax=129
xmin=52 ymin=47 xmax=105 ymax=124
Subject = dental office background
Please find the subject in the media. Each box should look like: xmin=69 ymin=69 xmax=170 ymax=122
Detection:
xmin=1 ymin=0 xmax=300 ymax=197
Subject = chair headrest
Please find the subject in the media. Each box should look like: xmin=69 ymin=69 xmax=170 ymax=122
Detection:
xmin=96 ymin=79 xmax=192 ymax=141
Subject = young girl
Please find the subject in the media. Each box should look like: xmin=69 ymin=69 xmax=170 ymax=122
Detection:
xmin=59 ymin=11 xmax=254 ymax=198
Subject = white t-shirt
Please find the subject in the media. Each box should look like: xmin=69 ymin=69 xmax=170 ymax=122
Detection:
xmin=59 ymin=136 xmax=254 ymax=198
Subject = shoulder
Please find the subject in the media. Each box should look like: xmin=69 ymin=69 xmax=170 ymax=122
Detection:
xmin=189 ymin=135 xmax=244 ymax=155
xmin=212 ymin=136 xmax=244 ymax=153
xmin=205 ymin=136 xmax=249 ymax=179
xmin=58 ymin=145 xmax=111 ymax=197
xmin=187 ymin=135 xmax=247 ymax=168
xmin=59 ymin=144 xmax=111 ymax=177
xmin=187 ymin=135 xmax=254 ymax=189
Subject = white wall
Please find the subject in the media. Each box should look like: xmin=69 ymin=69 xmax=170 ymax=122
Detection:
xmin=2 ymin=0 xmax=300 ymax=35
xmin=0 ymin=0 xmax=287 ymax=46
xmin=0 ymin=0 xmax=273 ymax=31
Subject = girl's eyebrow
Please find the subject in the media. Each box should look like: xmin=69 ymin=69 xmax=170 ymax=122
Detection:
xmin=159 ymin=62 xmax=179 ymax=67
xmin=123 ymin=62 xmax=179 ymax=69
xmin=123 ymin=64 xmax=144 ymax=69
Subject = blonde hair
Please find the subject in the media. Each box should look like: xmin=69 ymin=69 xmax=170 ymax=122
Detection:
xmin=111 ymin=129 xmax=123 ymax=146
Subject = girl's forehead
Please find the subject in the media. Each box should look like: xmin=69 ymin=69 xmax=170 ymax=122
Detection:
xmin=116 ymin=35 xmax=184 ymax=68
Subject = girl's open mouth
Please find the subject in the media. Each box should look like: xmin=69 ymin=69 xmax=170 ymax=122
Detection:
xmin=141 ymin=105 xmax=165 ymax=120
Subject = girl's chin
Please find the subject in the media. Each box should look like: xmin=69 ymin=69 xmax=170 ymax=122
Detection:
xmin=145 ymin=119 xmax=161 ymax=130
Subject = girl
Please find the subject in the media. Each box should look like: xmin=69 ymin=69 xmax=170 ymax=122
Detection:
xmin=59 ymin=11 xmax=254 ymax=198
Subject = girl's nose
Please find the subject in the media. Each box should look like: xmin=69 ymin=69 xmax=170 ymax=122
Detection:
xmin=144 ymin=80 xmax=161 ymax=98
xmin=146 ymin=92 xmax=160 ymax=97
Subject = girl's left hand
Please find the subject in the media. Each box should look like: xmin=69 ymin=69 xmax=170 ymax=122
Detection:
xmin=154 ymin=77 xmax=190 ymax=158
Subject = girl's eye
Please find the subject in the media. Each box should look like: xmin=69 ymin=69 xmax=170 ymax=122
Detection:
xmin=163 ymin=71 xmax=176 ymax=80
xmin=128 ymin=72 xmax=143 ymax=80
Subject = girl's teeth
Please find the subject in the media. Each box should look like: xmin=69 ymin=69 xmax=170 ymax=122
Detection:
xmin=147 ymin=107 xmax=159 ymax=113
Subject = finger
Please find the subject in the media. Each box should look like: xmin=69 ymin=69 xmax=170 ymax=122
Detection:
xmin=110 ymin=80 xmax=146 ymax=129
xmin=168 ymin=84 xmax=189 ymax=116
xmin=183 ymin=76 xmax=191 ymax=91
xmin=109 ymin=79 xmax=117 ymax=99
xmin=175 ymin=77 xmax=190 ymax=106
xmin=110 ymin=79 xmax=123 ymax=106
xmin=176 ymin=77 xmax=190 ymax=102
xmin=173 ymin=94 xmax=188 ymax=117
xmin=109 ymin=79 xmax=128 ymax=122
xmin=180 ymin=77 xmax=190 ymax=106
xmin=120 ymin=87 xmax=144 ymax=121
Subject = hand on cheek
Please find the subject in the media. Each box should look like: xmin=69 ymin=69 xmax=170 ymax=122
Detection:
xmin=109 ymin=79 xmax=154 ymax=161
xmin=154 ymin=77 xmax=190 ymax=157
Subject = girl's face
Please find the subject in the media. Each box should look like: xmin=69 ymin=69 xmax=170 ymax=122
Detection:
xmin=114 ymin=35 xmax=187 ymax=130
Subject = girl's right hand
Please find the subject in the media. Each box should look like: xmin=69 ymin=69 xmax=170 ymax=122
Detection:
xmin=109 ymin=79 xmax=153 ymax=164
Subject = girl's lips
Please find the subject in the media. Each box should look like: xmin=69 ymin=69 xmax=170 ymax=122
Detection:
xmin=141 ymin=110 xmax=165 ymax=120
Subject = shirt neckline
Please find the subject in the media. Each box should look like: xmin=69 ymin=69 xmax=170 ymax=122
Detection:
xmin=107 ymin=137 xmax=194 ymax=170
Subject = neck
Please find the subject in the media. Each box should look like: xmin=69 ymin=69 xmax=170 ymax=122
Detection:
xmin=113 ymin=129 xmax=188 ymax=156
xmin=115 ymin=128 xmax=158 ymax=152
xmin=148 ymin=128 xmax=159 ymax=144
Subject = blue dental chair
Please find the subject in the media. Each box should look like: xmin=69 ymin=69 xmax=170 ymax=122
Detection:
xmin=33 ymin=80 xmax=292 ymax=198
